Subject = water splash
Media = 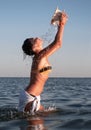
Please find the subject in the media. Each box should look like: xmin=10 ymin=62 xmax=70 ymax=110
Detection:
xmin=0 ymin=105 xmax=57 ymax=121
xmin=40 ymin=26 xmax=57 ymax=47
xmin=44 ymin=105 xmax=57 ymax=112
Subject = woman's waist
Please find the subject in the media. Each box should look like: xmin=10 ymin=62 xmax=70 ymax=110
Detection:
xmin=31 ymin=72 xmax=49 ymax=82
xmin=26 ymin=74 xmax=48 ymax=95
xmin=25 ymin=83 xmax=44 ymax=96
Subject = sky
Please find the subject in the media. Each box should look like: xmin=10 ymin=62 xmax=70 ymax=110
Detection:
xmin=0 ymin=0 xmax=91 ymax=77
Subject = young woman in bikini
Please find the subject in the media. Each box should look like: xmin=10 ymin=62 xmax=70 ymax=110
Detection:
xmin=18 ymin=12 xmax=68 ymax=113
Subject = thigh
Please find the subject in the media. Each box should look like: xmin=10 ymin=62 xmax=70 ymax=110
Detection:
xmin=24 ymin=101 xmax=33 ymax=112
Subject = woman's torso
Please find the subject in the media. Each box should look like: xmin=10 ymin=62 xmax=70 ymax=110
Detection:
xmin=25 ymin=55 xmax=52 ymax=96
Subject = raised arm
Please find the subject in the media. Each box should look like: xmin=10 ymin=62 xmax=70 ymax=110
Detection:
xmin=40 ymin=11 xmax=68 ymax=57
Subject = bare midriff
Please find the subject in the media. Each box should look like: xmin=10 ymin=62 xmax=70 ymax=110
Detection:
xmin=25 ymin=68 xmax=51 ymax=96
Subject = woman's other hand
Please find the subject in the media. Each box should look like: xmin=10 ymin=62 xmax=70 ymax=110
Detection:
xmin=59 ymin=11 xmax=68 ymax=26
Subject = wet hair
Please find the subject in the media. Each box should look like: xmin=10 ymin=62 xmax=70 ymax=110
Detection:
xmin=22 ymin=38 xmax=35 ymax=56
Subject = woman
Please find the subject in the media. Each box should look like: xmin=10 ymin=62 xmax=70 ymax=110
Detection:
xmin=18 ymin=12 xmax=68 ymax=113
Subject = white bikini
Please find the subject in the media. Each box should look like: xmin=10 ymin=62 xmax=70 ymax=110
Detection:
xmin=18 ymin=90 xmax=40 ymax=114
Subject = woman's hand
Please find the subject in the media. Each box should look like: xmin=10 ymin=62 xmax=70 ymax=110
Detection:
xmin=59 ymin=11 xmax=68 ymax=26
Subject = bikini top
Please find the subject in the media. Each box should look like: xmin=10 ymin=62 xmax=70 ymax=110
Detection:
xmin=39 ymin=66 xmax=52 ymax=73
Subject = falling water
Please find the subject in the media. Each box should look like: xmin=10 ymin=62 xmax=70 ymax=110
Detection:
xmin=40 ymin=26 xmax=57 ymax=47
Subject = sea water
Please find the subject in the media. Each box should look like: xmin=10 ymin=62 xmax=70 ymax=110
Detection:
xmin=0 ymin=77 xmax=91 ymax=130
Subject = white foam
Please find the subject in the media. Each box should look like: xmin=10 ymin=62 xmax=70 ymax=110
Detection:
xmin=44 ymin=106 xmax=57 ymax=112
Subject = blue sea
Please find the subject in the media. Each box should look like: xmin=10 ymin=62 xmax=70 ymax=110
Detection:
xmin=0 ymin=77 xmax=91 ymax=130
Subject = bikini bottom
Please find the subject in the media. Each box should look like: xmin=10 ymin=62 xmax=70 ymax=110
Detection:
xmin=18 ymin=89 xmax=40 ymax=114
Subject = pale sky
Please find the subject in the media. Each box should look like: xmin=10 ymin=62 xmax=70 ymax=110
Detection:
xmin=0 ymin=0 xmax=91 ymax=77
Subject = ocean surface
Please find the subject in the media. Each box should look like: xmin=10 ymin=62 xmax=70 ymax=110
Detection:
xmin=0 ymin=77 xmax=91 ymax=130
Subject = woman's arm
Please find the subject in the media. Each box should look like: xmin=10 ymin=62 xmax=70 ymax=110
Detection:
xmin=40 ymin=12 xmax=68 ymax=57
